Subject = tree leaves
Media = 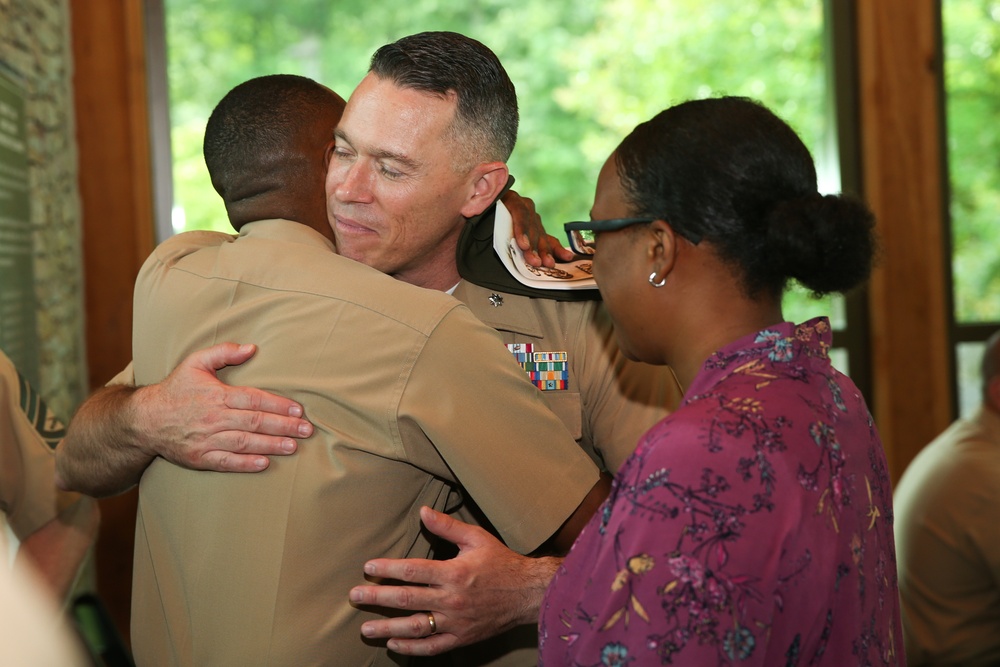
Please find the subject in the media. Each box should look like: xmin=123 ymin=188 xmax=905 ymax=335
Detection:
xmin=166 ymin=0 xmax=830 ymax=261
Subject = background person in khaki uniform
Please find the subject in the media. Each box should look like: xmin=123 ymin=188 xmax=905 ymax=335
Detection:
xmin=0 ymin=348 xmax=98 ymax=601
xmin=894 ymin=329 xmax=1000 ymax=666
xmin=61 ymin=72 xmax=605 ymax=667
xmin=0 ymin=349 xmax=95 ymax=667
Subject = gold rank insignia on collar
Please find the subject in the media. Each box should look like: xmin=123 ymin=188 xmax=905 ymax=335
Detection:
xmin=488 ymin=293 xmax=504 ymax=307
xmin=506 ymin=343 xmax=569 ymax=391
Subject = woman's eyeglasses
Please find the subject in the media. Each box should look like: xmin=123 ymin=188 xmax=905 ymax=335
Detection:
xmin=563 ymin=218 xmax=701 ymax=255
xmin=563 ymin=218 xmax=656 ymax=255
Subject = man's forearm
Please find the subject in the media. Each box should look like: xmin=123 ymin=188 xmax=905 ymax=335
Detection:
xmin=55 ymin=384 xmax=154 ymax=497
xmin=535 ymin=473 xmax=611 ymax=555
xmin=511 ymin=554 xmax=562 ymax=627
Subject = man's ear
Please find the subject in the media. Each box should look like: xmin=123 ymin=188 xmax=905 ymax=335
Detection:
xmin=646 ymin=219 xmax=679 ymax=286
xmin=460 ymin=162 xmax=509 ymax=218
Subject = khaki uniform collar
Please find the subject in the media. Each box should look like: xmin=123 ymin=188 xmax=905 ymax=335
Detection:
xmin=239 ymin=219 xmax=337 ymax=253
xmin=452 ymin=280 xmax=545 ymax=339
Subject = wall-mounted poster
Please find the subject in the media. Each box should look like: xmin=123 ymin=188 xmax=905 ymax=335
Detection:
xmin=0 ymin=66 xmax=39 ymax=387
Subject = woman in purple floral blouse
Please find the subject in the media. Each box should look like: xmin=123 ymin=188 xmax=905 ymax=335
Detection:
xmin=541 ymin=97 xmax=904 ymax=666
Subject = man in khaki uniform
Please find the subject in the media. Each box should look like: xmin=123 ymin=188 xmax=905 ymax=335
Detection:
xmin=65 ymin=74 xmax=605 ymax=666
xmin=60 ymin=32 xmax=680 ymax=666
xmin=0 ymin=349 xmax=98 ymax=601
xmin=329 ymin=32 xmax=680 ymax=662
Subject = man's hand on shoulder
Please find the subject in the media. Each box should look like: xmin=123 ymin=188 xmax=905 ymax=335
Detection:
xmin=133 ymin=342 xmax=312 ymax=472
xmin=56 ymin=343 xmax=313 ymax=496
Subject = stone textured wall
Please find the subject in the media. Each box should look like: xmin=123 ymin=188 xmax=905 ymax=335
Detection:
xmin=0 ymin=0 xmax=87 ymax=420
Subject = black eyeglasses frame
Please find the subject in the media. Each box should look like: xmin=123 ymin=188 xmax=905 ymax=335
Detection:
xmin=563 ymin=217 xmax=701 ymax=255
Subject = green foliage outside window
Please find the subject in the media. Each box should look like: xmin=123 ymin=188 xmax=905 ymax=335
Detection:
xmin=943 ymin=1 xmax=1000 ymax=323
xmin=165 ymin=0 xmax=838 ymax=324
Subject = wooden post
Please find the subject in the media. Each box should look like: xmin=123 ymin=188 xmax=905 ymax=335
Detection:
xmin=856 ymin=0 xmax=953 ymax=483
xmin=71 ymin=0 xmax=154 ymax=647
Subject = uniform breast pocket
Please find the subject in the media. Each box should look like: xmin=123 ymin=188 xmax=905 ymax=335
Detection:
xmin=541 ymin=391 xmax=583 ymax=441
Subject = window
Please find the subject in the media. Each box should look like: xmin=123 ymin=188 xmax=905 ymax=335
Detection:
xmin=942 ymin=1 xmax=1000 ymax=416
xmin=162 ymin=0 xmax=862 ymax=376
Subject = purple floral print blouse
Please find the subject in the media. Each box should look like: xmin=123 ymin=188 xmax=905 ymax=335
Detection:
xmin=539 ymin=318 xmax=903 ymax=666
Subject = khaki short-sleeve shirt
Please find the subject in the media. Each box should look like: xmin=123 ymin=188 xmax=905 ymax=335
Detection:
xmin=128 ymin=220 xmax=600 ymax=667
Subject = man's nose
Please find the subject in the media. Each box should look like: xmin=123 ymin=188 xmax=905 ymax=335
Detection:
xmin=332 ymin=161 xmax=373 ymax=203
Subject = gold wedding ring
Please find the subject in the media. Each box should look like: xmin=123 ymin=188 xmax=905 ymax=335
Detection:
xmin=427 ymin=612 xmax=438 ymax=635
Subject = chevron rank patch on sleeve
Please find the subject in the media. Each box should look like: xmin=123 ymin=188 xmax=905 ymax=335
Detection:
xmin=17 ymin=370 xmax=67 ymax=450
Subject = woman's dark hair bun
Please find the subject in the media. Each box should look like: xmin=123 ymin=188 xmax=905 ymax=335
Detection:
xmin=761 ymin=193 xmax=878 ymax=297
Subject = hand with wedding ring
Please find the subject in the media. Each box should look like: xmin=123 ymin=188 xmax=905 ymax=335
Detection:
xmin=349 ymin=506 xmax=561 ymax=657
